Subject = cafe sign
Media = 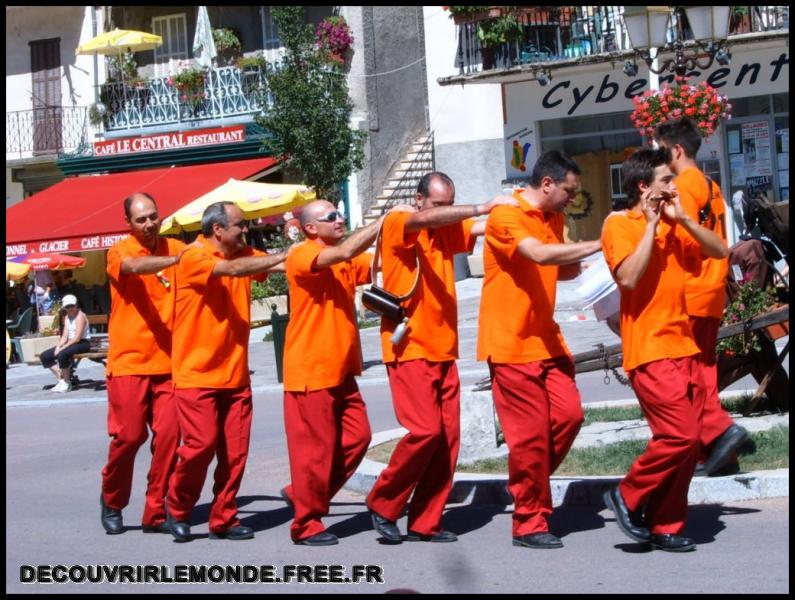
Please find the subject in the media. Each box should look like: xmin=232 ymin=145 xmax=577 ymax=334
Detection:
xmin=93 ymin=125 xmax=246 ymax=157
xmin=6 ymin=234 xmax=129 ymax=257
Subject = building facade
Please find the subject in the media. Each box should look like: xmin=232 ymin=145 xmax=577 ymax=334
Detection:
xmin=434 ymin=6 xmax=789 ymax=247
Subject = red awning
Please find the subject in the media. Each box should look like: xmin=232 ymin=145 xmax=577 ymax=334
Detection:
xmin=6 ymin=157 xmax=278 ymax=257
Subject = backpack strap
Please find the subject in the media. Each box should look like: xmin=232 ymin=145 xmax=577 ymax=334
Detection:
xmin=370 ymin=218 xmax=421 ymax=301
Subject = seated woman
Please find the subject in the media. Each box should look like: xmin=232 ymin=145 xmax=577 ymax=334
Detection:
xmin=39 ymin=294 xmax=91 ymax=393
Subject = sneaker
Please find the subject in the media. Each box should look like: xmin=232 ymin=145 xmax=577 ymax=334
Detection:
xmin=54 ymin=380 xmax=72 ymax=393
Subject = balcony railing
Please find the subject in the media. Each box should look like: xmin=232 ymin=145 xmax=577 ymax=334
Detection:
xmin=6 ymin=106 xmax=89 ymax=160
xmin=100 ymin=65 xmax=269 ymax=134
xmin=454 ymin=5 xmax=790 ymax=75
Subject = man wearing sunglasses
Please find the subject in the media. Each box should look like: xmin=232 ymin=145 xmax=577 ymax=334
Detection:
xmin=280 ymin=199 xmax=413 ymax=546
xmin=655 ymin=118 xmax=743 ymax=478
xmin=165 ymin=201 xmax=287 ymax=543
xmin=367 ymin=172 xmax=518 ymax=544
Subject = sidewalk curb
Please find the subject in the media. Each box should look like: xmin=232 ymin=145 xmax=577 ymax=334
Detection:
xmin=347 ymin=428 xmax=790 ymax=506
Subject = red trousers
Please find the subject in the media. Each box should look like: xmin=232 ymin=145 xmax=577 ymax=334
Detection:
xmin=490 ymin=357 xmax=584 ymax=536
xmin=101 ymin=374 xmax=179 ymax=526
xmin=166 ymin=386 xmax=252 ymax=532
xmin=690 ymin=316 xmax=735 ymax=448
xmin=623 ymin=356 xmax=705 ymax=535
xmin=367 ymin=359 xmax=460 ymax=536
xmin=283 ymin=374 xmax=371 ymax=541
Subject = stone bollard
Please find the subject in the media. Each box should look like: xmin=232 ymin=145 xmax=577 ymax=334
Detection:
xmin=458 ymin=388 xmax=507 ymax=464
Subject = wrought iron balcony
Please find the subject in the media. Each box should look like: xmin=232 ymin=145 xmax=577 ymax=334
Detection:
xmin=453 ymin=5 xmax=790 ymax=75
xmin=99 ymin=65 xmax=269 ymax=135
xmin=6 ymin=106 xmax=89 ymax=160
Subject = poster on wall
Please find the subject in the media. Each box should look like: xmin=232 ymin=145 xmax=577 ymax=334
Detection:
xmin=728 ymin=130 xmax=742 ymax=154
xmin=742 ymin=121 xmax=773 ymax=178
xmin=504 ymin=126 xmax=536 ymax=178
xmin=730 ymin=154 xmax=746 ymax=186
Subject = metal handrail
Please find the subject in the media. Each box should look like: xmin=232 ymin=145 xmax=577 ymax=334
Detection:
xmin=6 ymin=106 xmax=89 ymax=159
xmin=382 ymin=131 xmax=435 ymax=211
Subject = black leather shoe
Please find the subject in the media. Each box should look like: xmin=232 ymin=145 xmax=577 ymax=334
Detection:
xmin=295 ymin=531 xmax=339 ymax=546
xmin=280 ymin=487 xmax=294 ymax=510
xmin=702 ymin=424 xmax=749 ymax=476
xmin=209 ymin=525 xmax=254 ymax=540
xmin=651 ymin=534 xmax=696 ymax=552
xmin=141 ymin=522 xmax=170 ymax=534
xmin=166 ymin=512 xmax=191 ymax=543
xmin=512 ymin=532 xmax=563 ymax=549
xmin=602 ymin=485 xmax=650 ymax=542
xmin=370 ymin=510 xmax=402 ymax=543
xmin=406 ymin=530 xmax=458 ymax=543
xmin=100 ymin=494 xmax=124 ymax=535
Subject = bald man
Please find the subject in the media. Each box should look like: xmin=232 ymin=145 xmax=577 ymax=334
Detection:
xmin=280 ymin=200 xmax=411 ymax=545
xmin=101 ymin=192 xmax=187 ymax=535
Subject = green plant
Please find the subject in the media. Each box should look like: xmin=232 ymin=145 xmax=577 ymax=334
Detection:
xmin=258 ymin=7 xmax=367 ymax=202
xmin=716 ymin=281 xmax=777 ymax=357
xmin=168 ymin=67 xmax=207 ymax=107
xmin=251 ymin=273 xmax=289 ymax=299
xmin=88 ymin=103 xmax=109 ymax=127
xmin=235 ymin=55 xmax=267 ymax=71
xmin=212 ymin=28 xmax=241 ymax=53
xmin=107 ymin=51 xmax=138 ymax=81
xmin=169 ymin=68 xmax=206 ymax=91
xmin=445 ymin=6 xmax=492 ymax=18
xmin=476 ymin=14 xmax=523 ymax=47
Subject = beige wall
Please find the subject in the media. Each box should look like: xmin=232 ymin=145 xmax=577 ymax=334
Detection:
xmin=71 ymin=251 xmax=108 ymax=287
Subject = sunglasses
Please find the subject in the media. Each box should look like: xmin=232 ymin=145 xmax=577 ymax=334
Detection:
xmin=229 ymin=219 xmax=250 ymax=229
xmin=314 ymin=211 xmax=343 ymax=223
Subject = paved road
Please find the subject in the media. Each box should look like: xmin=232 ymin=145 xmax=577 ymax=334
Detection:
xmin=6 ymin=279 xmax=789 ymax=593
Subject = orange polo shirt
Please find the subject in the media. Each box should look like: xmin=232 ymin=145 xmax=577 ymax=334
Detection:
xmin=106 ymin=235 xmax=185 ymax=377
xmin=172 ymin=236 xmax=265 ymax=389
xmin=283 ymin=240 xmax=372 ymax=392
xmin=601 ymin=210 xmax=699 ymax=372
xmin=477 ymin=192 xmax=570 ymax=364
xmin=379 ymin=210 xmax=476 ymax=363
xmin=675 ymin=166 xmax=730 ymax=318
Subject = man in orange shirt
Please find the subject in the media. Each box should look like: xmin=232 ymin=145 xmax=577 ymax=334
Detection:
xmin=101 ymin=192 xmax=186 ymax=535
xmin=165 ymin=201 xmax=287 ymax=543
xmin=477 ymin=151 xmax=601 ymax=549
xmin=655 ymin=117 xmax=748 ymax=476
xmin=367 ymin=172 xmax=517 ymax=544
xmin=601 ymin=148 xmax=728 ymax=552
xmin=280 ymin=200 xmax=410 ymax=546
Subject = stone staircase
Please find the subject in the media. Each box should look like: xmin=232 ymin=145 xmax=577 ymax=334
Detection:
xmin=362 ymin=131 xmax=434 ymax=224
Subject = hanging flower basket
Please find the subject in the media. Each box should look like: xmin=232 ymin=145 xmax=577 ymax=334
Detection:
xmin=315 ymin=16 xmax=353 ymax=66
xmin=630 ymin=77 xmax=731 ymax=141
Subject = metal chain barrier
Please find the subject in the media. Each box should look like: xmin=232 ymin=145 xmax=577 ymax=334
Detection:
xmin=597 ymin=342 xmax=632 ymax=387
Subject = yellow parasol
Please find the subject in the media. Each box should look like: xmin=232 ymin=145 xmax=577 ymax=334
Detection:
xmin=6 ymin=261 xmax=31 ymax=283
xmin=76 ymin=29 xmax=163 ymax=55
xmin=160 ymin=179 xmax=317 ymax=235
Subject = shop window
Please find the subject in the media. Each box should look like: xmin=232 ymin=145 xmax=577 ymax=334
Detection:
xmin=773 ymin=93 xmax=789 ymax=114
xmin=609 ymin=163 xmax=628 ymax=209
xmin=152 ymin=13 xmax=188 ymax=77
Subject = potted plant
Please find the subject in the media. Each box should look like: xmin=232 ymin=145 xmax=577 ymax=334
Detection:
xmin=213 ymin=28 xmax=242 ymax=66
xmin=315 ymin=15 xmax=354 ymax=67
xmin=235 ymin=54 xmax=267 ymax=73
xmin=444 ymin=6 xmax=504 ymax=25
xmin=717 ymin=281 xmax=778 ymax=358
xmin=630 ymin=77 xmax=732 ymax=142
xmin=168 ymin=66 xmax=208 ymax=107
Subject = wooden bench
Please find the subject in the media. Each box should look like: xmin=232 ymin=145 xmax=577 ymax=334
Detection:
xmin=74 ymin=333 xmax=109 ymax=368
xmin=87 ymin=314 xmax=108 ymax=333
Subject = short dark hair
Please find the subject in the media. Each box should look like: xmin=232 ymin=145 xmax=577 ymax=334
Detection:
xmin=529 ymin=150 xmax=581 ymax=188
xmin=123 ymin=192 xmax=156 ymax=219
xmin=654 ymin=117 xmax=702 ymax=158
xmin=201 ymin=201 xmax=234 ymax=236
xmin=417 ymin=172 xmax=455 ymax=198
xmin=622 ymin=147 xmax=672 ymax=206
